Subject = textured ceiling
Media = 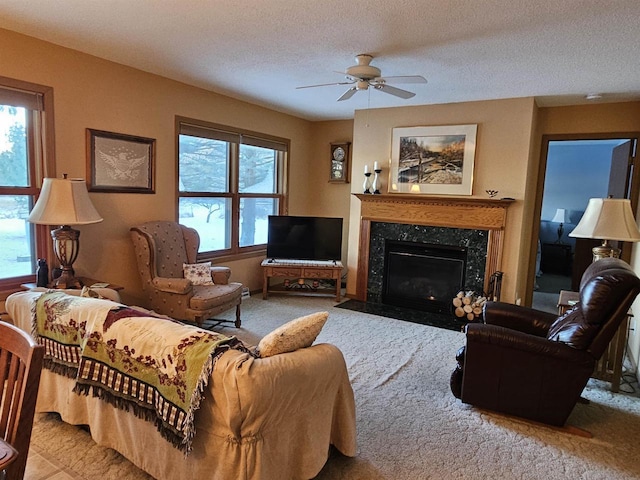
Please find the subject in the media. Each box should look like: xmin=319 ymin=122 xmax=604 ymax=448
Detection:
xmin=1 ymin=0 xmax=639 ymax=121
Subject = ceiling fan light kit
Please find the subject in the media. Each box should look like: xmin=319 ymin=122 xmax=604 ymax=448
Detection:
xmin=297 ymin=54 xmax=427 ymax=102
xmin=345 ymin=54 xmax=381 ymax=80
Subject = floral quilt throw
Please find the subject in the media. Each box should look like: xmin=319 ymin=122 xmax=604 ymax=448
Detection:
xmin=33 ymin=291 xmax=245 ymax=453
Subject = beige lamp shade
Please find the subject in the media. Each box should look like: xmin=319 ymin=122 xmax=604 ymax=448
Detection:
xmin=28 ymin=177 xmax=103 ymax=225
xmin=551 ymin=208 xmax=570 ymax=243
xmin=551 ymin=208 xmax=570 ymax=224
xmin=569 ymin=198 xmax=640 ymax=242
xmin=569 ymin=198 xmax=640 ymax=261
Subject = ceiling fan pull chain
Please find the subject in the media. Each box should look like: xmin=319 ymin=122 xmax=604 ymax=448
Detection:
xmin=366 ymin=88 xmax=371 ymax=127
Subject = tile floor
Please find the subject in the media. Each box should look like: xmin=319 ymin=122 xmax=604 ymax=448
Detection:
xmin=24 ymin=444 xmax=83 ymax=480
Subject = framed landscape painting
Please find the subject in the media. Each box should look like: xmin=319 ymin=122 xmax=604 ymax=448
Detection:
xmin=388 ymin=124 xmax=477 ymax=195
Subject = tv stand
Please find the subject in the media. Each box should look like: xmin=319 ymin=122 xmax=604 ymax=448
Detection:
xmin=261 ymin=259 xmax=343 ymax=302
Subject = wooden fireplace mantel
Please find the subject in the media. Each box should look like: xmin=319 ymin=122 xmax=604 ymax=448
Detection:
xmin=354 ymin=194 xmax=515 ymax=301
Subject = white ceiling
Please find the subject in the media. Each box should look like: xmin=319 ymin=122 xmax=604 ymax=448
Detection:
xmin=1 ymin=0 xmax=639 ymax=121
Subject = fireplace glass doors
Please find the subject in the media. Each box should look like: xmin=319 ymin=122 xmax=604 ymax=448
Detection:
xmin=382 ymin=240 xmax=467 ymax=314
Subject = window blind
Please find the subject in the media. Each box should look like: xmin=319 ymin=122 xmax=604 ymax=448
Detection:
xmin=0 ymin=86 xmax=44 ymax=110
xmin=179 ymin=121 xmax=288 ymax=152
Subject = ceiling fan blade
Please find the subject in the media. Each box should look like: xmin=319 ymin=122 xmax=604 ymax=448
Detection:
xmin=337 ymin=87 xmax=358 ymax=101
xmin=296 ymin=81 xmax=354 ymax=90
xmin=375 ymin=84 xmax=416 ymax=99
xmin=375 ymin=75 xmax=427 ymax=84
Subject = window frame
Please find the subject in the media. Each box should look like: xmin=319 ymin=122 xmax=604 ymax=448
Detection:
xmin=0 ymin=76 xmax=56 ymax=292
xmin=175 ymin=116 xmax=289 ymax=261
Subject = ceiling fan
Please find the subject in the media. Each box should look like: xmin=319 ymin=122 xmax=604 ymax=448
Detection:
xmin=297 ymin=54 xmax=427 ymax=102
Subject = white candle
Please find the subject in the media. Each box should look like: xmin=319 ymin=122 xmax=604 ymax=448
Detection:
xmin=374 ymin=161 xmax=379 ymax=170
xmin=364 ymin=164 xmax=369 ymax=174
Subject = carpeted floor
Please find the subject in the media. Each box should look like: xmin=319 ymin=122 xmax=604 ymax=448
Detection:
xmin=536 ymin=272 xmax=572 ymax=293
xmin=532 ymin=272 xmax=573 ymax=314
xmin=29 ymin=294 xmax=640 ymax=479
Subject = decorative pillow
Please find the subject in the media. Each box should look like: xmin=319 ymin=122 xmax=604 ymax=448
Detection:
xmin=183 ymin=262 xmax=214 ymax=286
xmin=80 ymin=286 xmax=102 ymax=299
xmin=256 ymin=311 xmax=329 ymax=358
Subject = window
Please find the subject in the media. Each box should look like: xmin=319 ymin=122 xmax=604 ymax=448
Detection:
xmin=0 ymin=77 xmax=54 ymax=289
xmin=177 ymin=117 xmax=288 ymax=257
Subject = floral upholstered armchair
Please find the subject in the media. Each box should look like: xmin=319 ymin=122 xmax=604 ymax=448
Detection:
xmin=130 ymin=221 xmax=243 ymax=327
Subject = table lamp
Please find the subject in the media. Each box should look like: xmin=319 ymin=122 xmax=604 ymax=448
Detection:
xmin=569 ymin=197 xmax=640 ymax=262
xmin=28 ymin=176 xmax=103 ymax=288
xmin=551 ymin=208 xmax=570 ymax=243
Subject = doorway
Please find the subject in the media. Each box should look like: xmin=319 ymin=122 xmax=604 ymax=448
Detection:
xmin=532 ymin=136 xmax=638 ymax=313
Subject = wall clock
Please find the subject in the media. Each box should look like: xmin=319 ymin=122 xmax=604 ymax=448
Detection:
xmin=329 ymin=142 xmax=350 ymax=183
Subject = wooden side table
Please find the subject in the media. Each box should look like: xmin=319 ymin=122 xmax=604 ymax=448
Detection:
xmin=557 ymin=290 xmax=579 ymax=315
xmin=21 ymin=277 xmax=123 ymax=292
xmin=558 ymin=290 xmax=629 ymax=392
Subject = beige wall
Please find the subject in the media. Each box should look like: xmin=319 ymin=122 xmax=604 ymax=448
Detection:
xmin=346 ymin=98 xmax=538 ymax=303
xmin=303 ymin=120 xmax=354 ymax=267
xmin=537 ymin=102 xmax=640 ymax=134
xmin=0 ymin=28 xmax=318 ymax=305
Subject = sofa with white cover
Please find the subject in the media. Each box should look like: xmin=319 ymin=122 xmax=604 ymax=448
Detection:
xmin=6 ymin=289 xmax=356 ymax=480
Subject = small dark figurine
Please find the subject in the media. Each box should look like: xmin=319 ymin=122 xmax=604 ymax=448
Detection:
xmin=36 ymin=258 xmax=49 ymax=287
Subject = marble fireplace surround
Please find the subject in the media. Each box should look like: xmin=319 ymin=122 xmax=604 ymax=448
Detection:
xmin=354 ymin=194 xmax=514 ymax=302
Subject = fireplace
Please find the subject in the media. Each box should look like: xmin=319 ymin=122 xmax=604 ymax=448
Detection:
xmin=367 ymin=221 xmax=487 ymax=311
xmin=355 ymin=194 xmax=514 ymax=304
xmin=382 ymin=240 xmax=466 ymax=314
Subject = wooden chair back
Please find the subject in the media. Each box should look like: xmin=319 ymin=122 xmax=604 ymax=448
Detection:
xmin=0 ymin=321 xmax=44 ymax=480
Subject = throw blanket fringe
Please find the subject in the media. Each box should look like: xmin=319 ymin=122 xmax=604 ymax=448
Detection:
xmin=42 ymin=358 xmax=79 ymax=379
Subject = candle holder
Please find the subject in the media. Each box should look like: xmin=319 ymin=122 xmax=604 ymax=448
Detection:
xmin=363 ymin=172 xmax=372 ymax=194
xmin=373 ymin=168 xmax=382 ymax=194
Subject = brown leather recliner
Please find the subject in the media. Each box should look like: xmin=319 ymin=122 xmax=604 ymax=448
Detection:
xmin=130 ymin=221 xmax=243 ymax=328
xmin=450 ymin=257 xmax=640 ymax=426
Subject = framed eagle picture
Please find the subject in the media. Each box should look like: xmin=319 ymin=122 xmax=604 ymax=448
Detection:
xmin=87 ymin=128 xmax=156 ymax=193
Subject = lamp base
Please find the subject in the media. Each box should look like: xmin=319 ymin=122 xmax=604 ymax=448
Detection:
xmin=592 ymin=240 xmax=620 ymax=262
xmin=50 ymin=225 xmax=83 ymax=289
xmin=555 ymin=223 xmax=564 ymax=244
xmin=49 ymin=269 xmax=83 ymax=289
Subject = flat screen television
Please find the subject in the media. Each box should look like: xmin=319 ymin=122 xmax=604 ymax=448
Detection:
xmin=266 ymin=216 xmax=343 ymax=261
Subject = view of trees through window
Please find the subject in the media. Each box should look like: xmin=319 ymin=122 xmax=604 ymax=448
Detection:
xmin=178 ymin=132 xmax=282 ymax=254
xmin=0 ymin=105 xmax=34 ymax=279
